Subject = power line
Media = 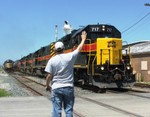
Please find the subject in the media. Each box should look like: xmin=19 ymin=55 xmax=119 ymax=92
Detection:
xmin=144 ymin=3 xmax=150 ymax=6
xmin=122 ymin=12 xmax=150 ymax=34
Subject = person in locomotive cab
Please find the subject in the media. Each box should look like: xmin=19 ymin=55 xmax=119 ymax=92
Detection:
xmin=45 ymin=31 xmax=87 ymax=117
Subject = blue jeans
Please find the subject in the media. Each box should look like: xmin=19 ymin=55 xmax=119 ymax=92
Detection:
xmin=51 ymin=87 xmax=74 ymax=117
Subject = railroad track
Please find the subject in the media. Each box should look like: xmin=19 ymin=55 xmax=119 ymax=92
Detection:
xmin=11 ymin=74 xmax=47 ymax=96
xmin=134 ymin=83 xmax=150 ymax=88
xmin=77 ymin=95 xmax=143 ymax=117
xmin=11 ymin=74 xmax=86 ymax=117
xmin=107 ymin=88 xmax=150 ymax=100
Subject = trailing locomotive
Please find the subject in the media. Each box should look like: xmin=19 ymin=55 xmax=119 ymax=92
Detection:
xmin=16 ymin=24 xmax=136 ymax=88
xmin=3 ymin=59 xmax=14 ymax=72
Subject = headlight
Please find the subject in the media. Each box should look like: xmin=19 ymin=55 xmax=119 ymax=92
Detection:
xmin=100 ymin=66 xmax=104 ymax=70
xmin=127 ymin=66 xmax=130 ymax=70
xmin=102 ymin=25 xmax=105 ymax=31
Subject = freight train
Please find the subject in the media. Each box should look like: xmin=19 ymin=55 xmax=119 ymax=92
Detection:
xmin=14 ymin=24 xmax=136 ymax=88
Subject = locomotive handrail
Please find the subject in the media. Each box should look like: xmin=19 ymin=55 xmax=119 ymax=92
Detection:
xmin=86 ymin=39 xmax=92 ymax=75
xmin=92 ymin=55 xmax=103 ymax=76
xmin=92 ymin=55 xmax=96 ymax=75
xmin=100 ymin=49 xmax=111 ymax=64
xmin=128 ymin=46 xmax=132 ymax=64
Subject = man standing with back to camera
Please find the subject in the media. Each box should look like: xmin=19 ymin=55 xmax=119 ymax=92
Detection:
xmin=45 ymin=31 xmax=87 ymax=117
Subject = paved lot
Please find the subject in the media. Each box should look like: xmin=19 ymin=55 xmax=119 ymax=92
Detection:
xmin=0 ymin=97 xmax=52 ymax=117
xmin=1 ymin=95 xmax=150 ymax=117
xmin=0 ymin=96 xmax=135 ymax=117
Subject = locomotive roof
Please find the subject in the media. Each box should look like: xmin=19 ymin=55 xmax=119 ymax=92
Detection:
xmin=71 ymin=28 xmax=84 ymax=38
xmin=4 ymin=59 xmax=14 ymax=64
xmin=71 ymin=24 xmax=121 ymax=38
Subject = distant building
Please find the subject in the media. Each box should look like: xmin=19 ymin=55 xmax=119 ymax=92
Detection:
xmin=123 ymin=41 xmax=150 ymax=82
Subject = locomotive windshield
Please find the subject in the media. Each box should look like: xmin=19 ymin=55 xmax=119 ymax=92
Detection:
xmin=90 ymin=32 xmax=113 ymax=40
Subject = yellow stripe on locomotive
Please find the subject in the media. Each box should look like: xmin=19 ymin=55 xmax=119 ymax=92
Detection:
xmin=97 ymin=38 xmax=122 ymax=65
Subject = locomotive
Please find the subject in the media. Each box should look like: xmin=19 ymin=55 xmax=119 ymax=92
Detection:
xmin=3 ymin=59 xmax=14 ymax=72
xmin=16 ymin=24 xmax=136 ymax=88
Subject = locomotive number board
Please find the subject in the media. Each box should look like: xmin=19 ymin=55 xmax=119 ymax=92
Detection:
xmin=89 ymin=26 xmax=113 ymax=33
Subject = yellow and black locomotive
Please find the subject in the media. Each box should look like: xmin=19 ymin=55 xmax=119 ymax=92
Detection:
xmin=16 ymin=24 xmax=136 ymax=88
xmin=65 ymin=24 xmax=135 ymax=88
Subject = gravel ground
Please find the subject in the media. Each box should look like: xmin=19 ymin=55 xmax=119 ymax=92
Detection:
xmin=0 ymin=70 xmax=35 ymax=97
xmin=0 ymin=70 xmax=124 ymax=97
xmin=23 ymin=74 xmax=93 ymax=96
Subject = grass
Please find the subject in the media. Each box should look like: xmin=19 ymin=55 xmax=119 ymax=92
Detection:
xmin=0 ymin=89 xmax=11 ymax=97
xmin=137 ymin=82 xmax=150 ymax=84
xmin=141 ymin=82 xmax=150 ymax=85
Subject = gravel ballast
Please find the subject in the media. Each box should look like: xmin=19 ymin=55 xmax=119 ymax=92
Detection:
xmin=0 ymin=71 xmax=34 ymax=97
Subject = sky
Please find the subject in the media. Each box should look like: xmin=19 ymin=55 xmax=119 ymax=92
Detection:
xmin=0 ymin=0 xmax=150 ymax=65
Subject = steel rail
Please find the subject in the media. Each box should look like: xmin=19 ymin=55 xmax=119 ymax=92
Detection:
xmin=11 ymin=74 xmax=85 ymax=117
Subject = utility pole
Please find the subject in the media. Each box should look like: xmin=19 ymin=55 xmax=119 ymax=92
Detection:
xmin=144 ymin=3 xmax=150 ymax=6
xmin=55 ymin=25 xmax=58 ymax=41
